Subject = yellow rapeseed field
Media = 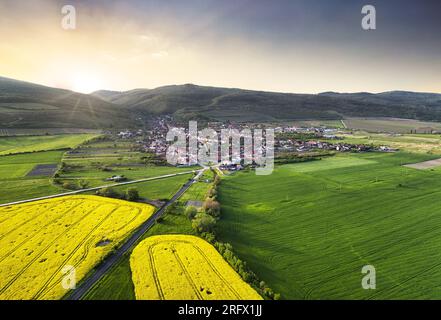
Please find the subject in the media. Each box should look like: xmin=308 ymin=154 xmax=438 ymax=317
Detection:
xmin=130 ymin=235 xmax=262 ymax=300
xmin=0 ymin=195 xmax=154 ymax=300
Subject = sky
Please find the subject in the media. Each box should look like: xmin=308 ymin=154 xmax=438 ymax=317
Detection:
xmin=0 ymin=0 xmax=440 ymax=94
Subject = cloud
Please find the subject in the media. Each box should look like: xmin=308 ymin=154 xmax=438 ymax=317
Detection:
xmin=151 ymin=51 xmax=169 ymax=59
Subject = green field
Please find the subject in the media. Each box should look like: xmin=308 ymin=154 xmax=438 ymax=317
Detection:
xmin=291 ymin=120 xmax=345 ymax=129
xmin=338 ymin=132 xmax=441 ymax=154
xmin=218 ymin=152 xmax=441 ymax=299
xmin=0 ymin=128 xmax=102 ymax=137
xmin=61 ymin=165 xmax=194 ymax=188
xmin=58 ymin=136 xmax=198 ymax=188
xmin=179 ymin=169 xmax=215 ymax=203
xmin=5 ymin=128 xmax=441 ymax=300
xmin=0 ymin=134 xmax=196 ymax=204
xmin=0 ymin=151 xmax=64 ymax=204
xmin=0 ymin=133 xmax=100 ymax=155
xmin=106 ymin=174 xmax=192 ymax=201
xmin=343 ymin=118 xmax=441 ymax=134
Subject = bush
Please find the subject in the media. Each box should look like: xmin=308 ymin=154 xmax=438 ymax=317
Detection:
xmin=126 ymin=187 xmax=140 ymax=201
xmin=191 ymin=212 xmax=216 ymax=233
xmin=96 ymin=187 xmax=123 ymax=199
xmin=208 ymin=187 xmax=217 ymax=199
xmin=62 ymin=181 xmax=78 ymax=190
xmin=101 ymin=166 xmax=112 ymax=172
xmin=78 ymin=180 xmax=90 ymax=189
xmin=185 ymin=206 xmax=198 ymax=220
xmin=203 ymin=198 xmax=221 ymax=217
xmin=165 ymin=202 xmax=178 ymax=215
xmin=200 ymin=232 xmax=216 ymax=244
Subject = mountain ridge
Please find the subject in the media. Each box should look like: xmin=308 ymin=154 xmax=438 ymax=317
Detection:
xmin=1 ymin=76 xmax=441 ymax=128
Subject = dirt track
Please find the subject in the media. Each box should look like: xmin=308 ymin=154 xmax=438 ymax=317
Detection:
xmin=404 ymin=158 xmax=441 ymax=170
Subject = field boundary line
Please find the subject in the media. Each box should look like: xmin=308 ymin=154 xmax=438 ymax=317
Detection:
xmin=0 ymin=170 xmax=197 ymax=207
xmin=66 ymin=169 xmax=205 ymax=300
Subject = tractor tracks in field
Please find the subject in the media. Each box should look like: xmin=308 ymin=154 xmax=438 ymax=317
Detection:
xmin=0 ymin=202 xmax=61 ymax=241
xmin=32 ymin=206 xmax=120 ymax=299
xmin=170 ymin=243 xmax=204 ymax=300
xmin=66 ymin=170 xmax=204 ymax=300
xmin=147 ymin=244 xmax=166 ymax=300
xmin=0 ymin=203 xmax=104 ymax=297
xmin=145 ymin=239 xmax=241 ymax=300
xmin=39 ymin=206 xmax=144 ymax=299
xmin=0 ymin=201 xmax=80 ymax=264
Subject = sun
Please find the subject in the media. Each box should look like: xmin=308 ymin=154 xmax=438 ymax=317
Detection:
xmin=70 ymin=72 xmax=104 ymax=94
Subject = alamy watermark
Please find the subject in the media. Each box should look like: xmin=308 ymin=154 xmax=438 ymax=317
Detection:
xmin=61 ymin=265 xmax=76 ymax=290
xmin=361 ymin=5 xmax=376 ymax=30
xmin=361 ymin=265 xmax=376 ymax=290
xmin=166 ymin=121 xmax=274 ymax=175
xmin=61 ymin=5 xmax=76 ymax=30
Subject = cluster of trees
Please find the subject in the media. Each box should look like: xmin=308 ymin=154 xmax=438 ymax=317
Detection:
xmin=186 ymin=198 xmax=220 ymax=234
xmin=53 ymin=161 xmax=85 ymax=178
xmin=53 ymin=178 xmax=90 ymax=190
xmin=140 ymin=153 xmax=169 ymax=166
xmin=53 ymin=161 xmax=67 ymax=177
xmin=276 ymin=132 xmax=322 ymax=141
xmin=99 ymin=165 xmax=113 ymax=172
xmin=186 ymin=170 xmax=222 ymax=233
xmin=275 ymin=151 xmax=334 ymax=165
xmin=95 ymin=187 xmax=140 ymax=201
xmin=199 ymin=232 xmax=280 ymax=300
xmin=183 ymin=171 xmax=281 ymax=300
xmin=206 ymin=174 xmax=221 ymax=200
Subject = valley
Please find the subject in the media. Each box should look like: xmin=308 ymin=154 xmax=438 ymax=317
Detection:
xmin=1 ymin=77 xmax=441 ymax=300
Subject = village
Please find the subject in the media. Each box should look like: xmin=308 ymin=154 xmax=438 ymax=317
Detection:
xmin=115 ymin=117 xmax=398 ymax=172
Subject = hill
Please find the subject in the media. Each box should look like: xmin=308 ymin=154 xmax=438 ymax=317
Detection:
xmin=2 ymin=75 xmax=441 ymax=127
xmin=97 ymin=84 xmax=441 ymax=123
xmin=0 ymin=77 xmax=132 ymax=129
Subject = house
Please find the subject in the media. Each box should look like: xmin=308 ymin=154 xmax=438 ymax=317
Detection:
xmin=105 ymin=175 xmax=127 ymax=182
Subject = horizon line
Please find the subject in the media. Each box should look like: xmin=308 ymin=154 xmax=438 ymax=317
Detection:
xmin=1 ymin=74 xmax=440 ymax=96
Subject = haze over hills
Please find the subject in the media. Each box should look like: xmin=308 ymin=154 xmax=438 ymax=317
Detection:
xmin=1 ymin=75 xmax=441 ymax=129
xmin=0 ymin=76 xmax=132 ymax=129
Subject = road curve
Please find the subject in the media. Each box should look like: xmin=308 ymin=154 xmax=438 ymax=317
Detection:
xmin=66 ymin=169 xmax=205 ymax=300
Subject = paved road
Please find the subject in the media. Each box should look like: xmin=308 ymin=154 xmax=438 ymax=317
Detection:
xmin=0 ymin=170 xmax=197 ymax=207
xmin=66 ymin=169 xmax=205 ymax=300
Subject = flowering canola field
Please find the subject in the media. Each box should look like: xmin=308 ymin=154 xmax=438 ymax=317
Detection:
xmin=130 ymin=235 xmax=262 ymax=300
xmin=0 ymin=195 xmax=154 ymax=300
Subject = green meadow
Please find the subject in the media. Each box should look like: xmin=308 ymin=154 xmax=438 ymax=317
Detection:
xmin=218 ymin=152 xmax=441 ymax=299
xmin=0 ymin=134 xmax=196 ymax=204
xmin=107 ymin=174 xmax=192 ymax=201
xmin=0 ymin=133 xmax=99 ymax=155
xmin=0 ymin=151 xmax=64 ymax=203
xmin=337 ymin=132 xmax=441 ymax=155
